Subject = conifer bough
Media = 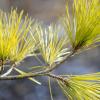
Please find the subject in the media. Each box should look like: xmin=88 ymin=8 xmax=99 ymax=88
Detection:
xmin=0 ymin=0 xmax=100 ymax=99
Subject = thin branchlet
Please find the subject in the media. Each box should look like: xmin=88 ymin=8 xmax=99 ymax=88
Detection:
xmin=0 ymin=51 xmax=74 ymax=80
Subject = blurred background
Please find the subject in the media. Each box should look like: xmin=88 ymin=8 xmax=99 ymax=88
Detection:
xmin=0 ymin=0 xmax=100 ymax=100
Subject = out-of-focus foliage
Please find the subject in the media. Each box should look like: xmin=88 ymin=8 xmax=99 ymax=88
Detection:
xmin=62 ymin=0 xmax=100 ymax=51
xmin=34 ymin=24 xmax=70 ymax=66
xmin=0 ymin=9 xmax=34 ymax=63
xmin=56 ymin=0 xmax=100 ymax=99
xmin=0 ymin=9 xmax=41 ymax=84
xmin=58 ymin=72 xmax=100 ymax=100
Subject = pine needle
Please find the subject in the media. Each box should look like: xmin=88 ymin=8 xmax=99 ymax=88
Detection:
xmin=48 ymin=77 xmax=54 ymax=100
xmin=62 ymin=0 xmax=100 ymax=51
xmin=0 ymin=9 xmax=35 ymax=64
xmin=14 ymin=67 xmax=41 ymax=85
xmin=57 ymin=72 xmax=100 ymax=100
xmin=34 ymin=24 xmax=70 ymax=66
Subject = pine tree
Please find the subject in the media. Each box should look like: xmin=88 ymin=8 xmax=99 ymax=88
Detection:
xmin=0 ymin=0 xmax=100 ymax=99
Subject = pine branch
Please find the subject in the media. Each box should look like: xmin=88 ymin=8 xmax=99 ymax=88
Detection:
xmin=0 ymin=51 xmax=74 ymax=80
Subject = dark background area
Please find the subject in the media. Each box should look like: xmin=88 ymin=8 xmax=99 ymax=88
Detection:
xmin=0 ymin=0 xmax=100 ymax=100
